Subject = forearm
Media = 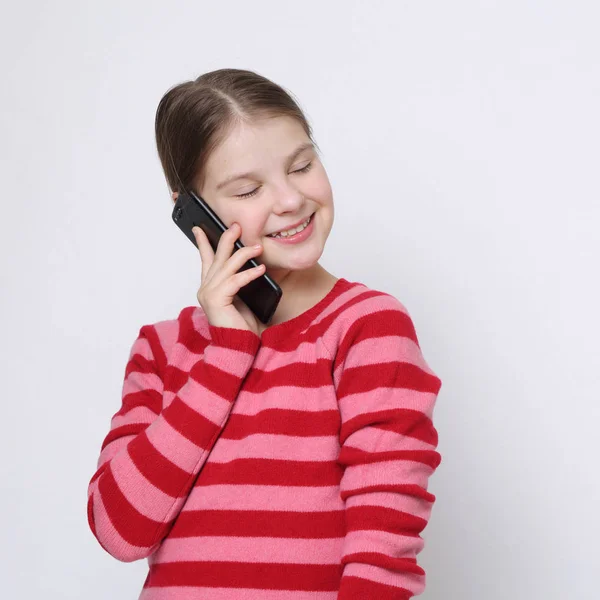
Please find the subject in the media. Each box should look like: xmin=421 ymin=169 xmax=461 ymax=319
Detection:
xmin=87 ymin=326 xmax=260 ymax=561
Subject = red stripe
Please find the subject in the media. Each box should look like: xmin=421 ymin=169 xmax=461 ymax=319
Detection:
xmin=197 ymin=458 xmax=343 ymax=487
xmin=377 ymin=409 xmax=439 ymax=444
xmin=337 ymin=361 xmax=441 ymax=399
xmin=127 ymin=430 xmax=192 ymax=498
xmin=87 ymin=493 xmax=97 ymax=538
xmin=88 ymin=462 xmax=107 ymax=486
xmin=141 ymin=324 xmax=168 ymax=378
xmin=101 ymin=423 xmax=145 ymax=452
xmin=175 ymin=307 xmax=211 ymax=354
xmin=144 ymin=561 xmax=342 ymax=591
xmin=87 ymin=492 xmax=113 ymax=556
xmin=334 ymin=308 xmax=420 ymax=367
xmin=338 ymin=574 xmax=413 ymax=600
xmin=162 ymin=396 xmax=222 ymax=448
xmin=242 ymin=358 xmax=333 ymax=393
xmin=344 ymin=505 xmax=426 ymax=536
xmin=114 ymin=388 xmax=162 ymax=419
xmin=164 ymin=363 xmax=188 ymax=394
xmin=97 ymin=461 xmax=168 ymax=548
xmin=257 ymin=288 xmax=376 ymax=352
xmin=223 ymin=408 xmax=340 ymax=439
xmin=341 ymin=552 xmax=425 ymax=576
xmin=177 ymin=306 xmax=261 ymax=355
xmin=188 ymin=360 xmax=246 ymax=401
xmin=338 ymin=445 xmax=442 ymax=470
xmin=168 ymin=509 xmax=345 ymax=539
xmin=340 ymin=483 xmax=436 ymax=503
xmin=339 ymin=408 xmax=438 ymax=446
xmin=124 ymin=351 xmax=157 ymax=379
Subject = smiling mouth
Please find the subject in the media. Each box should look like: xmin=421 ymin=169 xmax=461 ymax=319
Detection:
xmin=267 ymin=212 xmax=315 ymax=238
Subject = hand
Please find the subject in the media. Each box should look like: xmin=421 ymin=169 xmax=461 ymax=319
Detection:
xmin=192 ymin=222 xmax=265 ymax=335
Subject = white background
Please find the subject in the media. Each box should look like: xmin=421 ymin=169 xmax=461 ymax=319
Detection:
xmin=2 ymin=1 xmax=599 ymax=598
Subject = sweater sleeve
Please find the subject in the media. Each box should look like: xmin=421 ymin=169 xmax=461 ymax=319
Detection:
xmin=333 ymin=301 xmax=442 ymax=600
xmin=86 ymin=322 xmax=261 ymax=562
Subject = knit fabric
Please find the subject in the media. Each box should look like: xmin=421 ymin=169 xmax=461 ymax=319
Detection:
xmin=87 ymin=277 xmax=442 ymax=599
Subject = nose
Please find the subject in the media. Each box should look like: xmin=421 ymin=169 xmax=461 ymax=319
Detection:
xmin=271 ymin=179 xmax=306 ymax=214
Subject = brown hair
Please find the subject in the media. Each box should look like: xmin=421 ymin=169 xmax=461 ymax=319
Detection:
xmin=154 ymin=68 xmax=321 ymax=198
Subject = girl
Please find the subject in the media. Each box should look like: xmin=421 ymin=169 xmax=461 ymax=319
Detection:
xmin=87 ymin=68 xmax=443 ymax=600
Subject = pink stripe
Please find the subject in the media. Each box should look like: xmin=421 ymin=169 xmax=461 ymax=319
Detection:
xmin=88 ymin=477 xmax=98 ymax=499
xmin=340 ymin=459 xmax=434 ymax=493
xmin=90 ymin=479 xmax=156 ymax=561
xmin=327 ymin=289 xmax=402 ymax=333
xmin=351 ymin=290 xmax=410 ymax=317
xmin=153 ymin=535 xmax=344 ymax=564
xmin=324 ymin=291 xmax=415 ymax=361
xmin=153 ymin=319 xmax=180 ymax=357
xmin=314 ymin=284 xmax=369 ymax=328
xmin=169 ymin=341 xmax=254 ymax=377
xmin=189 ymin=307 xmax=211 ymax=337
xmin=210 ymin=433 xmax=339 ymax=463
xmin=139 ymin=587 xmax=337 ymax=600
xmin=344 ymin=491 xmax=433 ymax=520
xmin=144 ymin=418 xmax=202 ymax=474
xmin=122 ymin=372 xmax=163 ymax=397
xmin=130 ymin=334 xmax=155 ymax=360
xmin=232 ymin=388 xmax=335 ymax=416
xmin=161 ymin=390 xmax=176 ymax=409
xmin=203 ymin=344 xmax=257 ymax=376
xmin=333 ymin=336 xmax=435 ymax=382
xmin=343 ymin=426 xmax=436 ymax=454
xmin=110 ymin=405 xmax=157 ymax=429
xmin=252 ymin=340 xmax=330 ymax=371
xmin=342 ymin=529 xmax=425 ymax=560
xmin=342 ymin=561 xmax=425 ymax=596
xmin=98 ymin=435 xmax=135 ymax=468
xmin=338 ymin=388 xmax=437 ymax=421
xmin=178 ymin=377 xmax=234 ymax=425
xmin=109 ymin=449 xmax=178 ymax=521
xmin=184 ymin=484 xmax=344 ymax=512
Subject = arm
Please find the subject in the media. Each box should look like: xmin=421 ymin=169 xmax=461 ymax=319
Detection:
xmin=87 ymin=322 xmax=261 ymax=562
xmin=334 ymin=300 xmax=442 ymax=599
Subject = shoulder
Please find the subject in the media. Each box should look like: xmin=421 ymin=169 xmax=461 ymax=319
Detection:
xmin=331 ymin=280 xmax=442 ymax=390
xmin=330 ymin=279 xmax=420 ymax=350
xmin=133 ymin=305 xmax=210 ymax=375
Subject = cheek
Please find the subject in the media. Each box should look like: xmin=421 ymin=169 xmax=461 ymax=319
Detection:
xmin=306 ymin=169 xmax=332 ymax=202
xmin=237 ymin=213 xmax=267 ymax=244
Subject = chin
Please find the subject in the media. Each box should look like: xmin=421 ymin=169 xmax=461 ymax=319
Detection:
xmin=265 ymin=249 xmax=324 ymax=272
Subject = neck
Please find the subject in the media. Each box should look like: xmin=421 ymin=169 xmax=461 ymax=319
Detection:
xmin=262 ymin=263 xmax=335 ymax=328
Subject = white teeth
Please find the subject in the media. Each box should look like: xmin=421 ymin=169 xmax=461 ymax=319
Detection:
xmin=269 ymin=214 xmax=312 ymax=238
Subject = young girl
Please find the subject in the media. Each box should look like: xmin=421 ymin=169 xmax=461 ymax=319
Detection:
xmin=87 ymin=68 xmax=443 ymax=600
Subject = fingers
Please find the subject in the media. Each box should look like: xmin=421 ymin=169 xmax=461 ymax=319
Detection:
xmin=192 ymin=226 xmax=213 ymax=281
xmin=214 ymin=222 xmax=241 ymax=267
xmin=222 ymin=262 xmax=267 ymax=299
xmin=192 ymin=223 xmax=263 ymax=285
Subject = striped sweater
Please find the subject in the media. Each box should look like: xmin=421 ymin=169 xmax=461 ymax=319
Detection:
xmin=87 ymin=277 xmax=442 ymax=599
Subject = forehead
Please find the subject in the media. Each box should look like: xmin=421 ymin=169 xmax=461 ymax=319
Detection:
xmin=206 ymin=116 xmax=310 ymax=172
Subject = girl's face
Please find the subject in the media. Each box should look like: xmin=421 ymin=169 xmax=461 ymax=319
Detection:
xmin=185 ymin=115 xmax=334 ymax=277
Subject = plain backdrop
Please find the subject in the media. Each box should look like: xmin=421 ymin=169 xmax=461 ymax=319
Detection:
xmin=2 ymin=1 xmax=599 ymax=598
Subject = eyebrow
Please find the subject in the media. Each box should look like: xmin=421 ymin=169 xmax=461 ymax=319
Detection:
xmin=215 ymin=141 xmax=316 ymax=190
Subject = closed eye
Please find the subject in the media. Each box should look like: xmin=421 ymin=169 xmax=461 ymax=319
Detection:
xmin=235 ymin=162 xmax=314 ymax=199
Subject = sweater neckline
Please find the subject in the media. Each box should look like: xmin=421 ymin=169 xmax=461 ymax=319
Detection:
xmin=260 ymin=277 xmax=354 ymax=344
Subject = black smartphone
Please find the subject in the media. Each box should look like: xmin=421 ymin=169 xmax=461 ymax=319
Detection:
xmin=172 ymin=189 xmax=282 ymax=325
